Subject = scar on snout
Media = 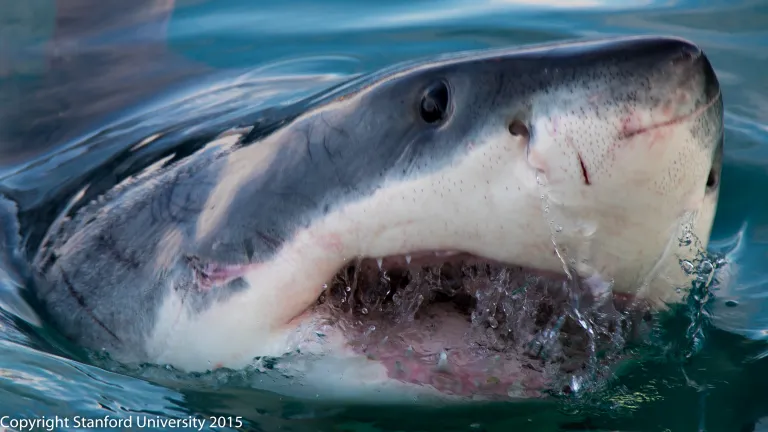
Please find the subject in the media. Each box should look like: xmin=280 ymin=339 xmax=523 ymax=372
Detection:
xmin=564 ymin=135 xmax=590 ymax=186
xmin=620 ymin=109 xmax=642 ymax=138
xmin=577 ymin=152 xmax=591 ymax=186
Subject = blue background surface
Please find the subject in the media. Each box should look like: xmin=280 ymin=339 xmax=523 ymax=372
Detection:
xmin=0 ymin=0 xmax=766 ymax=430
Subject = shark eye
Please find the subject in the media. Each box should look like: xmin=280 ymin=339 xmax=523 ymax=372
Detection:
xmin=419 ymin=81 xmax=450 ymax=124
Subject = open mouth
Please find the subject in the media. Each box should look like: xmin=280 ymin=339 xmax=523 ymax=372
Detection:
xmin=312 ymin=251 xmax=654 ymax=399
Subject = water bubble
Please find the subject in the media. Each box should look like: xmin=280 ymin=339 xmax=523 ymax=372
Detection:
xmin=345 ymin=286 xmax=351 ymax=292
xmin=361 ymin=307 xmax=369 ymax=315
xmin=437 ymin=351 xmax=449 ymax=371
xmin=364 ymin=325 xmax=376 ymax=337
xmin=698 ymin=260 xmax=714 ymax=275
xmin=724 ymin=300 xmax=739 ymax=307
xmin=392 ymin=292 xmax=402 ymax=305
xmin=489 ymin=317 xmax=499 ymax=329
xmin=681 ymin=260 xmax=695 ymax=274
xmin=570 ymin=375 xmax=582 ymax=393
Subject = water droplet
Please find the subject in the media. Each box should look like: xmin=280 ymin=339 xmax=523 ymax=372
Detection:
xmin=570 ymin=375 xmax=582 ymax=393
xmin=361 ymin=307 xmax=369 ymax=315
xmin=725 ymin=299 xmax=739 ymax=307
xmin=699 ymin=260 xmax=714 ymax=275
xmin=555 ymin=225 xmax=563 ymax=233
xmin=345 ymin=286 xmax=351 ymax=292
xmin=322 ymin=283 xmax=328 ymax=289
xmin=488 ymin=317 xmax=499 ymax=329
xmin=681 ymin=260 xmax=695 ymax=274
xmin=437 ymin=351 xmax=449 ymax=371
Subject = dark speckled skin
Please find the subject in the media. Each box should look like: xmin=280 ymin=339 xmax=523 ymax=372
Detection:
xmin=27 ymin=36 xmax=722 ymax=363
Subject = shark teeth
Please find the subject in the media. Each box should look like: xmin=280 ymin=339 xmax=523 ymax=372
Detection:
xmin=369 ymin=250 xmax=461 ymax=271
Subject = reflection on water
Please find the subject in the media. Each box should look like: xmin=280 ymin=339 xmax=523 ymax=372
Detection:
xmin=0 ymin=0 xmax=210 ymax=166
xmin=0 ymin=0 xmax=767 ymax=430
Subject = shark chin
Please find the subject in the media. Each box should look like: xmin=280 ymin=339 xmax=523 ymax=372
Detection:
xmin=28 ymin=35 xmax=724 ymax=403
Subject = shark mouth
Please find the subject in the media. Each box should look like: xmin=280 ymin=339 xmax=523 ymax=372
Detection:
xmin=312 ymin=251 xmax=654 ymax=399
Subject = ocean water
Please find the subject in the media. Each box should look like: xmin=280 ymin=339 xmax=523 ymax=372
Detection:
xmin=0 ymin=0 xmax=767 ymax=431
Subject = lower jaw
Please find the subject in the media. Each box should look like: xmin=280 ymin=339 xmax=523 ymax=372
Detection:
xmin=309 ymin=252 xmax=654 ymax=399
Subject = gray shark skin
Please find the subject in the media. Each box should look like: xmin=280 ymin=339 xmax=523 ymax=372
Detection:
xmin=28 ymin=36 xmax=723 ymax=392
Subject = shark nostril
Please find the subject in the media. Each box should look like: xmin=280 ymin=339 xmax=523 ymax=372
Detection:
xmin=508 ymin=119 xmax=530 ymax=140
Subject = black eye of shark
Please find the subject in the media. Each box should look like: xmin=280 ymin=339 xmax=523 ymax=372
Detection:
xmin=419 ymin=80 xmax=450 ymax=124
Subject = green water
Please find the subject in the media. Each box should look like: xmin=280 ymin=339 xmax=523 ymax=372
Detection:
xmin=0 ymin=1 xmax=766 ymax=431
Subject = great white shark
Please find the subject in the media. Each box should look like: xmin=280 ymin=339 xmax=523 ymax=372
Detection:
xmin=23 ymin=35 xmax=723 ymax=401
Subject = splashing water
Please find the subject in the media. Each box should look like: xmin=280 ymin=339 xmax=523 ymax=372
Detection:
xmin=313 ymin=256 xmax=656 ymax=397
